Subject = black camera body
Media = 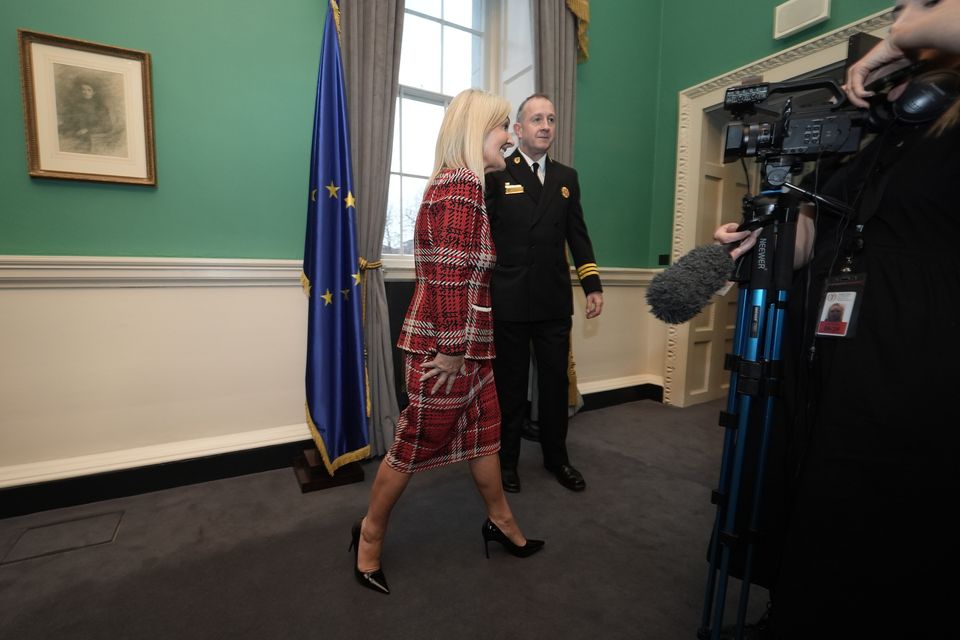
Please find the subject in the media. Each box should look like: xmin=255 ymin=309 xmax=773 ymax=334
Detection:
xmin=721 ymin=78 xmax=866 ymax=167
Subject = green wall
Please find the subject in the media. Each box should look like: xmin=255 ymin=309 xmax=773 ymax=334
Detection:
xmin=1 ymin=0 xmax=323 ymax=258
xmin=574 ymin=1 xmax=661 ymax=270
xmin=2 ymin=0 xmax=893 ymax=264
xmin=576 ymin=0 xmax=892 ymax=267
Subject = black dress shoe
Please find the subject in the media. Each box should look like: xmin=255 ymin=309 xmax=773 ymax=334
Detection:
xmin=545 ymin=463 xmax=586 ymax=492
xmin=520 ymin=420 xmax=540 ymax=442
xmin=501 ymin=468 xmax=521 ymax=493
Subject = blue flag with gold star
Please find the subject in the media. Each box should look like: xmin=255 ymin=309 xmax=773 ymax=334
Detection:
xmin=302 ymin=0 xmax=369 ymax=475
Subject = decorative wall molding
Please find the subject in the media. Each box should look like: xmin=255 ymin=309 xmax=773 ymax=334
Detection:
xmin=2 ymin=256 xmax=660 ymax=288
xmin=684 ymin=10 xmax=894 ymax=99
xmin=0 ymin=255 xmax=303 ymax=289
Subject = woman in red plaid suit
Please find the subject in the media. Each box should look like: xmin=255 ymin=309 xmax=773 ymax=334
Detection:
xmin=350 ymin=89 xmax=544 ymax=595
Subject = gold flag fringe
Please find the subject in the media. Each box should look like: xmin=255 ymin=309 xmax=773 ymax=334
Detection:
xmin=300 ymin=271 xmax=311 ymax=297
xmin=306 ymin=402 xmax=371 ymax=476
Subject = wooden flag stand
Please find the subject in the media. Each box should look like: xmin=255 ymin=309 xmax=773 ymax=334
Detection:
xmin=293 ymin=447 xmax=365 ymax=493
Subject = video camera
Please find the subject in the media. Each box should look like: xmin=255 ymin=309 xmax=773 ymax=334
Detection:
xmin=720 ymin=76 xmax=867 ymax=231
xmin=721 ymin=77 xmax=866 ymax=171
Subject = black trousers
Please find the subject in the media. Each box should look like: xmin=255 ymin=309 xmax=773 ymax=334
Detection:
xmin=493 ymin=317 xmax=571 ymax=470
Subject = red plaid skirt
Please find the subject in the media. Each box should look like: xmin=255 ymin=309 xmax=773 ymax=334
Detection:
xmin=385 ymin=353 xmax=501 ymax=474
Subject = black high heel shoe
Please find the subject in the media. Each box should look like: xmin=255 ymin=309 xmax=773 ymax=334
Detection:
xmin=482 ymin=518 xmax=544 ymax=558
xmin=349 ymin=518 xmax=390 ymax=594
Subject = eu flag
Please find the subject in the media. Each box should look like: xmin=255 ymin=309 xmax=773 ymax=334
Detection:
xmin=302 ymin=0 xmax=370 ymax=475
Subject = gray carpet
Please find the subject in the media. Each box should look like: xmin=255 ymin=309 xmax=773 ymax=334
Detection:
xmin=0 ymin=399 xmax=769 ymax=639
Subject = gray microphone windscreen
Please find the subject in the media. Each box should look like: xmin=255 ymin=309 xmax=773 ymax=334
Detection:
xmin=646 ymin=244 xmax=735 ymax=324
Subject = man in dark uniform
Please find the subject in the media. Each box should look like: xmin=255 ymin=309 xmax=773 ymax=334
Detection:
xmin=485 ymin=94 xmax=603 ymax=493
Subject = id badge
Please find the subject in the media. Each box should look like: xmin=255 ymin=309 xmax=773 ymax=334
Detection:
xmin=815 ymin=273 xmax=866 ymax=338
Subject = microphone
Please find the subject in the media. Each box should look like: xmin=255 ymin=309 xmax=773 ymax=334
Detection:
xmin=646 ymin=244 xmax=736 ymax=324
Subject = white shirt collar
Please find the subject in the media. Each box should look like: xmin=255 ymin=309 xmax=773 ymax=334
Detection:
xmin=517 ymin=149 xmax=546 ymax=177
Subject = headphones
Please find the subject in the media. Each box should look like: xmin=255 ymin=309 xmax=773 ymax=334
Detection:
xmin=867 ymin=66 xmax=960 ymax=128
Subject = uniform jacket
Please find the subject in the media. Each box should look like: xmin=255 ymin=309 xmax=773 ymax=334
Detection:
xmin=397 ymin=168 xmax=496 ymax=359
xmin=485 ymin=149 xmax=602 ymax=322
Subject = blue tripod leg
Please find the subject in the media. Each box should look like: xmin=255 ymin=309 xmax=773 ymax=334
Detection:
xmin=698 ymin=283 xmax=751 ymax=640
xmin=708 ymin=222 xmax=777 ymax=640
xmin=733 ymin=212 xmax=798 ymax=632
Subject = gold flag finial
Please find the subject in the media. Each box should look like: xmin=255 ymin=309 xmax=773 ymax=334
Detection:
xmin=565 ymin=0 xmax=590 ymax=63
xmin=330 ymin=0 xmax=342 ymax=41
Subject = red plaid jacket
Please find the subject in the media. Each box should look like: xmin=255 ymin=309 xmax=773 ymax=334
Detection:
xmin=397 ymin=168 xmax=496 ymax=360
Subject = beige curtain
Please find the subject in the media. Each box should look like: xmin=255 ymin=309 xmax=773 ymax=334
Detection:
xmin=340 ymin=0 xmax=404 ymax=456
xmin=533 ymin=0 xmax=583 ymax=164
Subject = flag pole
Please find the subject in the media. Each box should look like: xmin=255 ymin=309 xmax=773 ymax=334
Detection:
xmin=294 ymin=0 xmax=369 ymax=492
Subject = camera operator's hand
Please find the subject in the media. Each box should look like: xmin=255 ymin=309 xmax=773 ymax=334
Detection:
xmin=714 ymin=223 xmax=760 ymax=261
xmin=844 ymin=39 xmax=907 ymax=108
xmin=845 ymin=1 xmax=960 ymax=109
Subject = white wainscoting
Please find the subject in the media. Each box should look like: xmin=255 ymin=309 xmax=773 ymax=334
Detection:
xmin=0 ymin=256 xmax=667 ymax=488
xmin=569 ymin=267 xmax=666 ymax=393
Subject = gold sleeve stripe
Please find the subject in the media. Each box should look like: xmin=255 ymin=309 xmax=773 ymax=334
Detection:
xmin=577 ymin=263 xmax=599 ymax=277
xmin=578 ymin=269 xmax=600 ymax=279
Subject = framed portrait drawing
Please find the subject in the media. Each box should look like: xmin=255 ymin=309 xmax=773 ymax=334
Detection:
xmin=18 ymin=29 xmax=157 ymax=186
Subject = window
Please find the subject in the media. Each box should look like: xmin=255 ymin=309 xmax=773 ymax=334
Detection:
xmin=382 ymin=0 xmax=534 ymax=257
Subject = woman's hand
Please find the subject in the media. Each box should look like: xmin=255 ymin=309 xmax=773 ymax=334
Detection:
xmin=842 ymin=0 xmax=960 ymax=110
xmin=843 ymin=39 xmax=908 ymax=108
xmin=714 ymin=222 xmax=761 ymax=261
xmin=421 ymin=352 xmax=466 ymax=394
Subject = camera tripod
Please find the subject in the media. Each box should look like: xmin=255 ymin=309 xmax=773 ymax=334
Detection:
xmin=697 ymin=180 xmax=801 ymax=640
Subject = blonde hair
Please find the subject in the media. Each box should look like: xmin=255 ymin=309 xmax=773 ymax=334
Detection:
xmin=430 ymin=89 xmax=510 ymax=183
xmin=930 ymin=98 xmax=960 ymax=137
xmin=927 ymin=58 xmax=960 ymax=137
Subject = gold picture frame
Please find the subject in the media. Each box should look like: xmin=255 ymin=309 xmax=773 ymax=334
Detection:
xmin=18 ymin=29 xmax=157 ymax=186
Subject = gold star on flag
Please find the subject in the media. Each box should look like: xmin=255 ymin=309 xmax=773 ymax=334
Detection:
xmin=341 ymin=288 xmax=350 ymax=300
xmin=325 ymin=182 xmax=340 ymax=198
xmin=322 ymin=289 xmax=333 ymax=305
xmin=352 ymin=272 xmax=361 ymax=285
xmin=344 ymin=191 xmax=356 ymax=208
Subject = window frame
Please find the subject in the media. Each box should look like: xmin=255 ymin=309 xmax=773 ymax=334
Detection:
xmin=382 ymin=1 xmax=500 ymax=266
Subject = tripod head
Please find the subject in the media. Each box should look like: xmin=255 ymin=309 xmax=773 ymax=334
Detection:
xmin=735 ymin=154 xmax=805 ymax=233
xmin=728 ymin=153 xmax=812 ymax=288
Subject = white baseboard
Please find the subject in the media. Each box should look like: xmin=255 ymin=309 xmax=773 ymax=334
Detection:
xmin=0 ymin=423 xmax=311 ymax=489
xmin=578 ymin=374 xmax=664 ymax=395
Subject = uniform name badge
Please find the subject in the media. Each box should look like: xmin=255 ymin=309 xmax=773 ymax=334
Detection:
xmin=815 ymin=273 xmax=866 ymax=338
xmin=504 ymin=182 xmax=524 ymax=195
